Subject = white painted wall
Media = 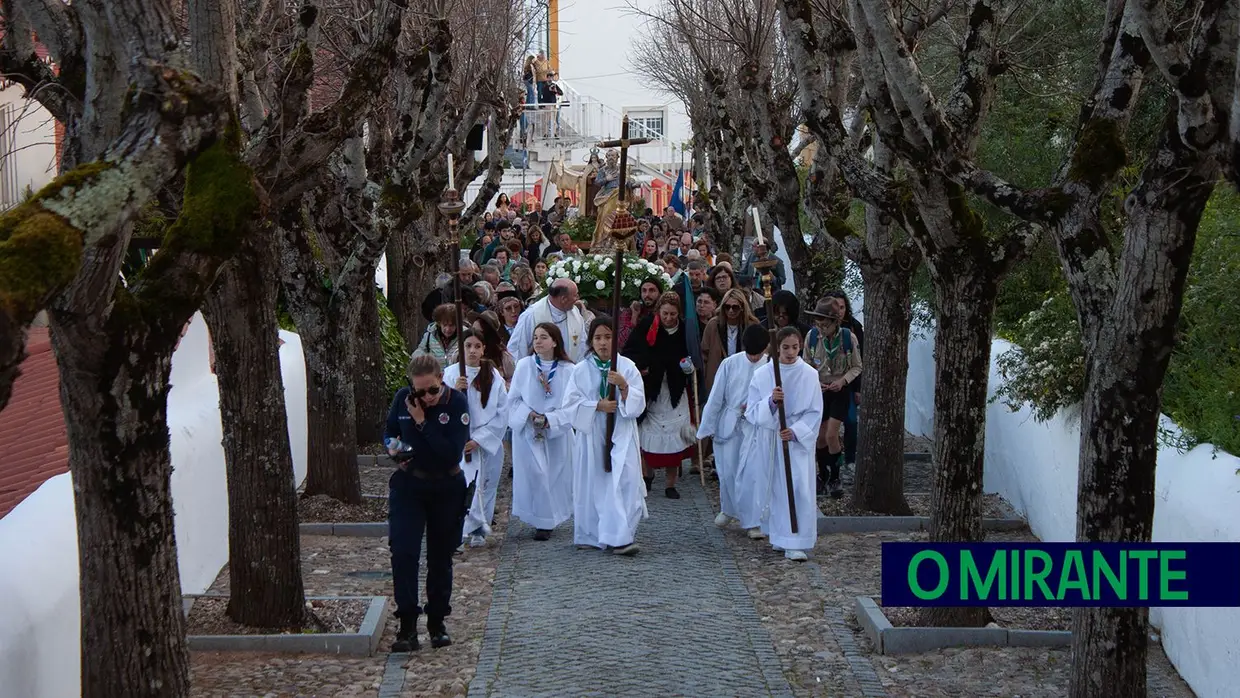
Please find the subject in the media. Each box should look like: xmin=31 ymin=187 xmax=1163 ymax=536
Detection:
xmin=903 ymin=329 xmax=1240 ymax=698
xmin=0 ymin=86 xmax=57 ymax=208
xmin=0 ymin=313 xmax=310 ymax=697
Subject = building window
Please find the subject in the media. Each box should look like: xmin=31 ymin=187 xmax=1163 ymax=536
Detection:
xmin=625 ymin=109 xmax=666 ymax=141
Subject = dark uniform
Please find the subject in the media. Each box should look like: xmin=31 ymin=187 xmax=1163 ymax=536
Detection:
xmin=384 ymin=385 xmax=470 ymax=652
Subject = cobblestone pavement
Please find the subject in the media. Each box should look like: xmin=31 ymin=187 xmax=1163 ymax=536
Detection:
xmin=191 ymin=462 xmax=513 ymax=697
xmin=468 ymin=474 xmax=794 ymax=698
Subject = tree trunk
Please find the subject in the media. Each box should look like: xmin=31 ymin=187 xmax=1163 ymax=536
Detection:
xmin=302 ymin=321 xmax=362 ymax=504
xmin=917 ymin=258 xmax=998 ymax=628
xmin=384 ymin=230 xmax=421 ymax=349
xmin=354 ymin=284 xmax=387 ymax=446
xmin=49 ymin=316 xmax=190 ymax=698
xmin=853 ymin=250 xmax=915 ymax=514
xmin=201 ymin=231 xmax=306 ymax=628
xmin=1067 ymin=141 xmax=1217 ymax=698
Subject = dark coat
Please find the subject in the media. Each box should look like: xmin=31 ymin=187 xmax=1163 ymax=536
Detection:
xmin=622 ymin=313 xmax=690 ymax=421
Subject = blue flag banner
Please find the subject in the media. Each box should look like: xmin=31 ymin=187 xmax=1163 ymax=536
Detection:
xmin=669 ymin=170 xmax=686 ymax=217
xmin=881 ymin=542 xmax=1240 ymax=607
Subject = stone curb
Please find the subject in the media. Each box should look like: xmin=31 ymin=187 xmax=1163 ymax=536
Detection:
xmin=184 ymin=595 xmax=389 ymax=656
xmin=299 ymin=522 xmax=387 ymax=537
xmin=818 ymin=515 xmax=1027 ymax=534
xmin=902 ymin=452 xmax=932 ymax=462
xmin=358 ymin=454 xmax=397 ymax=467
xmin=853 ymin=596 xmax=1071 ymax=654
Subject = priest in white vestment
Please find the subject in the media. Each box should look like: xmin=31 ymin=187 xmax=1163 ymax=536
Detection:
xmin=507 ymin=278 xmax=588 ymax=362
xmin=563 ymin=316 xmax=648 ymax=555
xmin=698 ymin=324 xmax=769 ymax=532
xmin=507 ymin=322 xmax=576 ymax=540
xmin=444 ymin=330 xmax=508 ymax=548
xmin=744 ymin=326 xmax=823 ymax=561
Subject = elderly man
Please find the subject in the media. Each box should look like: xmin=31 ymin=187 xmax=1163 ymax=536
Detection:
xmin=507 ymin=278 xmax=587 ymax=362
xmin=421 ymin=260 xmax=478 ymax=322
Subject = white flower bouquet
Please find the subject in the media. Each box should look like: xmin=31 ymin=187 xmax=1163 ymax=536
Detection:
xmin=544 ymin=254 xmax=673 ymax=304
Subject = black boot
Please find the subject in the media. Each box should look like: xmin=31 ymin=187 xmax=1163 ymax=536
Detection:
xmin=427 ymin=617 xmax=453 ymax=648
xmin=643 ymin=476 xmax=654 ymax=492
xmin=391 ymin=613 xmax=419 ymax=653
xmin=815 ymin=448 xmax=829 ymax=495
xmin=828 ymin=451 xmax=844 ymax=499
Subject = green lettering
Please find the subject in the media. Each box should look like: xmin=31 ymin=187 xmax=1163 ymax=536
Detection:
xmin=1058 ymin=550 xmax=1090 ymax=601
xmin=1129 ymin=550 xmax=1158 ymax=600
xmin=1023 ymin=550 xmax=1055 ymax=601
xmin=1091 ymin=550 xmax=1127 ymax=599
xmin=1010 ymin=549 xmax=1020 ymax=600
xmin=1159 ymin=550 xmax=1189 ymax=601
xmin=908 ymin=551 xmax=949 ymax=600
xmin=961 ymin=551 xmax=1005 ymax=601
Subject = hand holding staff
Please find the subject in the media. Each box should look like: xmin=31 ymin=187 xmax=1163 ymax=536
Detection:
xmin=754 ymin=256 xmax=798 ymax=534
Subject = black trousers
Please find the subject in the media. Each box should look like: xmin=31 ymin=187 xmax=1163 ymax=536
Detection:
xmin=844 ymin=391 xmax=858 ymax=464
xmin=388 ymin=468 xmax=466 ymax=622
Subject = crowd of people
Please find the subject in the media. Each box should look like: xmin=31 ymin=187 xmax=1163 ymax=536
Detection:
xmin=381 ymin=192 xmax=864 ymax=652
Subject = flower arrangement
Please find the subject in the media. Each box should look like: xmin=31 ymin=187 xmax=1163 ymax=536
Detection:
xmin=544 ymin=254 xmax=673 ymax=303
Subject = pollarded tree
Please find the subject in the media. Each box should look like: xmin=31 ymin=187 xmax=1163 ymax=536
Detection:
xmin=927 ymin=0 xmax=1239 ymax=692
xmin=199 ymin=0 xmax=405 ymax=627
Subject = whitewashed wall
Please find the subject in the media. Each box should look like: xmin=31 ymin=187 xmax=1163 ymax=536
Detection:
xmin=905 ymin=331 xmax=1240 ymax=698
xmin=0 ymin=313 xmax=310 ymax=697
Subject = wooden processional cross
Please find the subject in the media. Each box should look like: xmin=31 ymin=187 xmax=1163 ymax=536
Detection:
xmin=596 ymin=116 xmax=652 ymax=472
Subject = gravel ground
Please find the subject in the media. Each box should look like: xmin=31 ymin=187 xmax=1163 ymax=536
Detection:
xmin=191 ymin=451 xmax=513 ymax=697
xmin=818 ymin=491 xmax=1013 ymax=519
xmin=187 ymin=597 xmax=370 ymax=636
xmin=882 ymin=604 xmax=1071 ymax=632
xmin=707 ymin=474 xmax=1195 ymax=697
xmin=360 ymin=465 xmax=391 ymax=497
xmin=299 ymin=493 xmax=389 ymax=523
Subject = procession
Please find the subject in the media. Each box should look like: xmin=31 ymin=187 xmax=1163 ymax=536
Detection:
xmin=380 ymin=124 xmax=862 ymax=654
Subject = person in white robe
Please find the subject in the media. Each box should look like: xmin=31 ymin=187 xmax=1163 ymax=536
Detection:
xmin=744 ymin=326 xmax=824 ymax=561
xmin=697 ymin=324 xmax=769 ymax=530
xmin=507 ymin=322 xmax=576 ymax=540
xmin=507 ymin=278 xmax=588 ymax=362
xmin=444 ymin=330 xmax=508 ymax=548
xmin=562 ymin=316 xmax=648 ymax=555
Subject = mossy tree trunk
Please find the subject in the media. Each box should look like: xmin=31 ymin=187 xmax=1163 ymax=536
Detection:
xmin=354 ymin=282 xmax=388 ymax=446
xmin=202 ymin=224 xmax=306 ymax=628
xmin=853 ymin=233 xmax=918 ymax=514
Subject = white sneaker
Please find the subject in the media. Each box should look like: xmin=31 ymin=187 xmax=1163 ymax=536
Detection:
xmin=714 ymin=512 xmax=732 ymax=527
xmin=784 ymin=550 xmax=808 ymax=561
xmin=747 ymin=528 xmax=767 ymax=540
xmin=469 ymin=535 xmax=486 ymax=548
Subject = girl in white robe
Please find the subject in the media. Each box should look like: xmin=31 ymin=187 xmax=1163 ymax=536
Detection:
xmin=697 ymin=324 xmax=770 ymax=531
xmin=562 ymin=316 xmax=648 ymax=555
xmin=508 ymin=322 xmax=576 ymax=540
xmin=444 ymin=330 xmax=508 ymax=548
xmin=744 ymin=326 xmax=824 ymax=561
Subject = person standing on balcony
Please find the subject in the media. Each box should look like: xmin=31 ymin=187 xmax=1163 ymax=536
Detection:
xmin=533 ymin=51 xmax=551 ymax=104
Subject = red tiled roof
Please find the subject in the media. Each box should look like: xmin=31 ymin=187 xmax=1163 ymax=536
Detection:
xmin=0 ymin=328 xmax=69 ymax=519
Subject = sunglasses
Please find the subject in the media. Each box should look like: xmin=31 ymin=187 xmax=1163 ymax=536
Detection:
xmin=723 ymin=304 xmax=741 ymax=312
xmin=411 ymin=385 xmax=442 ymax=399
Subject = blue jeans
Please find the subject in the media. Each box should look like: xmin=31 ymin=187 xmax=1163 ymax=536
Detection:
xmin=388 ymin=468 xmax=466 ymax=621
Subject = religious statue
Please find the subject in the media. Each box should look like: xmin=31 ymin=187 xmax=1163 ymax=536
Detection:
xmin=589 ymin=149 xmax=638 ymax=252
xmin=583 ymin=149 xmax=602 ymax=217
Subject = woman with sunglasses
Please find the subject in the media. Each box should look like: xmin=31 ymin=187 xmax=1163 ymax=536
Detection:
xmin=507 ymin=322 xmax=576 ymax=541
xmin=701 ymin=289 xmax=759 ymax=394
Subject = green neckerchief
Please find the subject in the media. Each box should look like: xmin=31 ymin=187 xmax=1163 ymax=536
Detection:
xmin=823 ymin=330 xmax=843 ymax=360
xmin=592 ymin=354 xmax=611 ymax=399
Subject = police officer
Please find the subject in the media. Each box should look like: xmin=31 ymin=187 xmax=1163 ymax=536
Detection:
xmin=383 ymin=353 xmax=470 ymax=652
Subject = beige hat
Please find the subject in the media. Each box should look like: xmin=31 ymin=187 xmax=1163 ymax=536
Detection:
xmin=805 ymin=298 xmax=840 ymax=320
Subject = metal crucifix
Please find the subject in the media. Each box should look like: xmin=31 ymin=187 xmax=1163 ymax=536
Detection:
xmin=595 ymin=116 xmax=651 ymax=472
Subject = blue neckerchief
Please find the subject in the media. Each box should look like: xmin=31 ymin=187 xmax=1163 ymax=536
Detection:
xmin=534 ymin=354 xmax=558 ymax=396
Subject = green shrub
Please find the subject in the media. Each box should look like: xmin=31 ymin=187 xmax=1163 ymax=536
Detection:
xmin=993 ymin=291 xmax=1086 ymax=422
xmin=377 ymin=286 xmax=411 ymax=395
xmin=559 ymin=215 xmax=597 ymax=242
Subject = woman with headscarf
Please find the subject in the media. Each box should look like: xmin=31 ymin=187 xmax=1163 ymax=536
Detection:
xmin=622 ymin=292 xmax=697 ymax=499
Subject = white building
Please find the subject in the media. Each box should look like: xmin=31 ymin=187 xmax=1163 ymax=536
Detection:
xmin=0 ymin=80 xmax=59 ymax=211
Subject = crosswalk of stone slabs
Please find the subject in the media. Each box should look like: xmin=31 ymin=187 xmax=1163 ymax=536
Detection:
xmin=466 ymin=474 xmax=797 ymax=697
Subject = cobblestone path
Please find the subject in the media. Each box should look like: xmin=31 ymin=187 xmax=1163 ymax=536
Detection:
xmin=467 ymin=474 xmax=795 ymax=697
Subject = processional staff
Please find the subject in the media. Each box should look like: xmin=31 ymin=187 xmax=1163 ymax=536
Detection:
xmin=596 ymin=116 xmax=652 ymax=472
xmin=752 ymin=208 xmax=798 ymax=534
xmin=439 ymin=154 xmax=471 ymax=463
